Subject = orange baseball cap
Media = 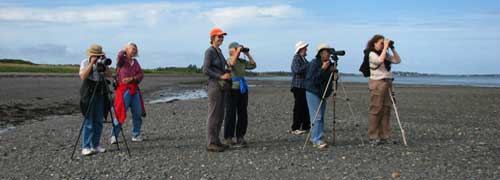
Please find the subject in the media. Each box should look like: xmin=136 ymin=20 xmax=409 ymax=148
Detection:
xmin=210 ymin=28 xmax=227 ymax=37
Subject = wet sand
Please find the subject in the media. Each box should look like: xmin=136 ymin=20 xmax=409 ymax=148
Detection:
xmin=0 ymin=74 xmax=499 ymax=179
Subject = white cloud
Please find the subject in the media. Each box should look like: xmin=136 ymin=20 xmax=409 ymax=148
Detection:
xmin=0 ymin=2 xmax=200 ymax=26
xmin=202 ymin=5 xmax=302 ymax=28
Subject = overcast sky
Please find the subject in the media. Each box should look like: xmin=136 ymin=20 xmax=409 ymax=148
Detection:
xmin=0 ymin=0 xmax=499 ymax=74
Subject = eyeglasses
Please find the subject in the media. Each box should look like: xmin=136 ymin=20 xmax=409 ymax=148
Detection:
xmin=217 ymin=35 xmax=225 ymax=39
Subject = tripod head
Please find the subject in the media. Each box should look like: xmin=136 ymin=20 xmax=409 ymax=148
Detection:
xmin=326 ymin=48 xmax=345 ymax=62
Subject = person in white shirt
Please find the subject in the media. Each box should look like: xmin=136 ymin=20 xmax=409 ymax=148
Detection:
xmin=364 ymin=34 xmax=401 ymax=145
xmin=78 ymin=44 xmax=112 ymax=155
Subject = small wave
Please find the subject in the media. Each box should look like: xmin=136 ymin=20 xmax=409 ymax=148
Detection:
xmin=0 ymin=127 xmax=16 ymax=134
xmin=149 ymin=89 xmax=207 ymax=104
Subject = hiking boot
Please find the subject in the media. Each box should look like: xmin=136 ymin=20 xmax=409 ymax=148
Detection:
xmin=223 ymin=138 xmax=235 ymax=146
xmin=235 ymin=137 xmax=248 ymax=148
xmin=207 ymin=144 xmax=225 ymax=152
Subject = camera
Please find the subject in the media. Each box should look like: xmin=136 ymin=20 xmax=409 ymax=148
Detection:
xmin=389 ymin=40 xmax=395 ymax=49
xmin=239 ymin=45 xmax=250 ymax=53
xmin=96 ymin=56 xmax=112 ymax=72
xmin=327 ymin=48 xmax=346 ymax=61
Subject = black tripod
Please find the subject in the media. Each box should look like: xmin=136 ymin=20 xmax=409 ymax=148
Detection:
xmin=303 ymin=53 xmax=365 ymax=148
xmin=70 ymin=72 xmax=131 ymax=159
xmin=330 ymin=57 xmax=364 ymax=146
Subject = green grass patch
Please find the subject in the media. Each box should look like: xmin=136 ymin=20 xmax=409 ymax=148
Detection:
xmin=0 ymin=63 xmax=79 ymax=73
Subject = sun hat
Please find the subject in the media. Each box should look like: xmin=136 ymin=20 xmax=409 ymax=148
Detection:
xmin=316 ymin=43 xmax=332 ymax=55
xmin=86 ymin=44 xmax=105 ymax=56
xmin=210 ymin=28 xmax=227 ymax=37
xmin=294 ymin=41 xmax=308 ymax=54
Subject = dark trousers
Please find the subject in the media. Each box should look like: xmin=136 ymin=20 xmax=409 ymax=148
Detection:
xmin=291 ymin=87 xmax=310 ymax=131
xmin=224 ymin=89 xmax=248 ymax=139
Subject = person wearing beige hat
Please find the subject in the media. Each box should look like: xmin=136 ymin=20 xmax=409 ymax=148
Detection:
xmin=289 ymin=41 xmax=310 ymax=135
xmin=303 ymin=43 xmax=336 ymax=149
xmin=203 ymin=28 xmax=231 ymax=152
xmin=78 ymin=44 xmax=112 ymax=156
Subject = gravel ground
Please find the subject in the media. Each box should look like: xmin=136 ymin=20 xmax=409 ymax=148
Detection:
xmin=1 ymin=75 xmax=500 ymax=179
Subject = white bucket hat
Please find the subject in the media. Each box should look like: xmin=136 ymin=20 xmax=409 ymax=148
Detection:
xmin=316 ymin=43 xmax=332 ymax=55
xmin=294 ymin=41 xmax=308 ymax=54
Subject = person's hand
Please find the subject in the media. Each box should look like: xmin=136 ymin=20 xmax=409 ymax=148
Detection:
xmin=321 ymin=61 xmax=330 ymax=70
xmin=220 ymin=73 xmax=231 ymax=80
xmin=329 ymin=65 xmax=336 ymax=72
xmin=236 ymin=46 xmax=242 ymax=54
xmin=90 ymin=56 xmax=98 ymax=64
xmin=122 ymin=77 xmax=133 ymax=84
xmin=383 ymin=39 xmax=391 ymax=49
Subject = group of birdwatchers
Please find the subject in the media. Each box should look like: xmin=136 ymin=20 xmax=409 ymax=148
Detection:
xmin=77 ymin=27 xmax=401 ymax=155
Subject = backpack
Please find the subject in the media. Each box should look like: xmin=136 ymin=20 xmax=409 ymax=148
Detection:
xmin=359 ymin=50 xmax=391 ymax=77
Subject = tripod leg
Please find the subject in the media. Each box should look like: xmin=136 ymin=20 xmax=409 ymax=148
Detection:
xmin=70 ymin=119 xmax=86 ymax=159
xmin=339 ymin=78 xmax=365 ymax=146
xmin=110 ymin=117 xmax=121 ymax=151
xmin=110 ymin=106 xmax=131 ymax=157
xmin=332 ymin=92 xmax=336 ymax=145
xmin=303 ymin=71 xmax=335 ymax=149
xmin=389 ymin=89 xmax=408 ymax=146
xmin=71 ymin=79 xmax=100 ymax=160
xmin=119 ymin=125 xmax=132 ymax=157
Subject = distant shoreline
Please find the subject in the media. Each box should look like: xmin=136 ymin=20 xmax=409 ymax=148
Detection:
xmin=1 ymin=59 xmax=498 ymax=77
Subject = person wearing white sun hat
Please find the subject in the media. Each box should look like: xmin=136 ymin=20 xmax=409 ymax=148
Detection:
xmin=289 ymin=41 xmax=311 ymax=135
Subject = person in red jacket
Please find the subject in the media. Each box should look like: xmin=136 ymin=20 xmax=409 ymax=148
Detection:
xmin=110 ymin=42 xmax=145 ymax=143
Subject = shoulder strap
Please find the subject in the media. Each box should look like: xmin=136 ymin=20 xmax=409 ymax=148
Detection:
xmin=212 ymin=46 xmax=229 ymax=69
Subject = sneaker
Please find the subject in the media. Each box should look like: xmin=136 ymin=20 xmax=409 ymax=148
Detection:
xmin=235 ymin=138 xmax=248 ymax=148
xmin=297 ymin=130 xmax=308 ymax=135
xmin=289 ymin=130 xmax=305 ymax=135
xmin=206 ymin=144 xmax=225 ymax=152
xmin=312 ymin=141 xmax=328 ymax=149
xmin=369 ymin=139 xmax=381 ymax=146
xmin=110 ymin=136 xmax=117 ymax=144
xmin=223 ymin=139 xmax=235 ymax=146
xmin=94 ymin=146 xmax=106 ymax=153
xmin=82 ymin=148 xmax=93 ymax=156
xmin=132 ymin=135 xmax=143 ymax=142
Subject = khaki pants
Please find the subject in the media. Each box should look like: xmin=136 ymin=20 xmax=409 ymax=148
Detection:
xmin=206 ymin=80 xmax=225 ymax=145
xmin=368 ymin=79 xmax=393 ymax=140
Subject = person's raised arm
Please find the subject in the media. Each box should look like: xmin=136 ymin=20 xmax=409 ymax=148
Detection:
xmin=378 ymin=39 xmax=390 ymax=63
xmin=79 ymin=57 xmax=97 ymax=80
xmin=391 ymin=48 xmax=401 ymax=64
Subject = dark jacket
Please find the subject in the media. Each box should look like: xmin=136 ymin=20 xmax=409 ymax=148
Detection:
xmin=303 ymin=58 xmax=334 ymax=98
xmin=79 ymin=78 xmax=111 ymax=118
xmin=203 ymin=46 xmax=227 ymax=80
xmin=291 ymin=54 xmax=308 ymax=89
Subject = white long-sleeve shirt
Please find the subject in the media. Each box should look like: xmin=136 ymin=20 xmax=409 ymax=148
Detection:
xmin=369 ymin=52 xmax=401 ymax=80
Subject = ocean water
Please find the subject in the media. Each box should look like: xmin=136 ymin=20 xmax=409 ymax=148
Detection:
xmin=248 ymin=75 xmax=500 ymax=88
xmin=148 ymin=75 xmax=498 ymax=104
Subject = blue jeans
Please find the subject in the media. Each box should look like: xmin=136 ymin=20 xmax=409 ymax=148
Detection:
xmin=82 ymin=95 xmax=105 ymax=148
xmin=111 ymin=89 xmax=143 ymax=138
xmin=306 ymin=91 xmax=327 ymax=144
